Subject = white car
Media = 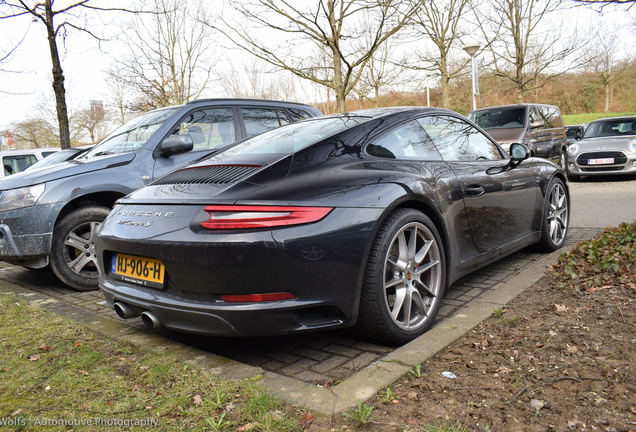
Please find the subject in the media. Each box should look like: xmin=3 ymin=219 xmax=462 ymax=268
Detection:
xmin=0 ymin=148 xmax=60 ymax=178
xmin=565 ymin=116 xmax=636 ymax=181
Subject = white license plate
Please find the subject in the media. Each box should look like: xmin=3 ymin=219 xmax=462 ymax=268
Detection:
xmin=588 ymin=158 xmax=614 ymax=165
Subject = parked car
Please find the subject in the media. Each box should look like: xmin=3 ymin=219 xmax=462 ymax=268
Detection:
xmin=0 ymin=148 xmax=60 ymax=177
xmin=96 ymin=107 xmax=569 ymax=344
xmin=25 ymin=145 xmax=94 ymax=171
xmin=565 ymin=125 xmax=585 ymax=146
xmin=0 ymin=99 xmax=321 ymax=290
xmin=565 ymin=116 xmax=636 ymax=181
xmin=468 ymin=104 xmax=567 ymax=167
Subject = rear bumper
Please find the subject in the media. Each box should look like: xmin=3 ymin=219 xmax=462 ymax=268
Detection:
xmin=100 ymin=280 xmax=347 ymax=336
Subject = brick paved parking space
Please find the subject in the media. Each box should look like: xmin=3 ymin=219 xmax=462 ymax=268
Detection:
xmin=0 ymin=227 xmax=599 ymax=387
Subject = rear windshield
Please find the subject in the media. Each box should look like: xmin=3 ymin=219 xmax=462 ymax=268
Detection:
xmin=209 ymin=116 xmax=371 ymax=159
xmin=584 ymin=119 xmax=636 ymax=139
xmin=468 ymin=108 xmax=526 ymax=130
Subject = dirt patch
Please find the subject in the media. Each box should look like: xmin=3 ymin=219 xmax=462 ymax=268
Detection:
xmin=310 ymin=275 xmax=635 ymax=431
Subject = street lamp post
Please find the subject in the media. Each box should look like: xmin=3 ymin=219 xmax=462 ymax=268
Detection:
xmin=463 ymin=44 xmax=480 ymax=111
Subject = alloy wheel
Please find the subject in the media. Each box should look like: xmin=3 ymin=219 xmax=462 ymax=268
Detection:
xmin=383 ymin=222 xmax=442 ymax=331
xmin=547 ymin=182 xmax=568 ymax=245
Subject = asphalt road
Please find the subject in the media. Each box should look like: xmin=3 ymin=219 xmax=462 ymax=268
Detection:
xmin=568 ymin=174 xmax=636 ymax=228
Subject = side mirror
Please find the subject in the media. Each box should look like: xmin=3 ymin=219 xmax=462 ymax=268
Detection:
xmin=510 ymin=142 xmax=530 ymax=162
xmin=487 ymin=142 xmax=529 ymax=175
xmin=159 ymin=134 xmax=194 ymax=157
xmin=575 ymin=132 xmax=583 ymax=141
xmin=530 ymin=118 xmax=545 ymax=129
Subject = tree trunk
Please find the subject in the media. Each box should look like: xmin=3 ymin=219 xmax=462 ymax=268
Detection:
xmin=440 ymin=56 xmax=450 ymax=108
xmin=604 ymin=83 xmax=610 ymax=113
xmin=45 ymin=1 xmax=71 ymax=149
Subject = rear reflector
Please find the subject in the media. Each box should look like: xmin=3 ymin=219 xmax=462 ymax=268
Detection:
xmin=200 ymin=205 xmax=332 ymax=229
xmin=220 ymin=293 xmax=297 ymax=302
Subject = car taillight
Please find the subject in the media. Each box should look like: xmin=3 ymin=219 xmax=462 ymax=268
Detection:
xmin=200 ymin=205 xmax=332 ymax=229
xmin=220 ymin=293 xmax=297 ymax=302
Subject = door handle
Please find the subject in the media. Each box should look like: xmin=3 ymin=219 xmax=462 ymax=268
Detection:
xmin=465 ymin=185 xmax=485 ymax=196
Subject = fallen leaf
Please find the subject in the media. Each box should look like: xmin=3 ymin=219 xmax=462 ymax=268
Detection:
xmin=300 ymin=413 xmax=314 ymax=428
xmin=193 ymin=394 xmax=203 ymax=405
xmin=74 ymin=342 xmax=82 ymax=347
xmin=27 ymin=354 xmax=40 ymax=361
xmin=11 ymin=409 xmax=23 ymax=417
xmin=566 ymin=344 xmax=578 ymax=355
xmin=555 ymin=304 xmax=569 ymax=313
xmin=40 ymin=344 xmax=52 ymax=352
xmin=78 ymin=370 xmax=89 ymax=376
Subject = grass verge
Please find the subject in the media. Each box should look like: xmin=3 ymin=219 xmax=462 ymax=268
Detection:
xmin=0 ymin=297 xmax=304 ymax=431
xmin=563 ymin=111 xmax=636 ymax=125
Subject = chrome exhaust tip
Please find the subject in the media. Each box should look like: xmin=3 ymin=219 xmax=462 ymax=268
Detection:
xmin=114 ymin=302 xmax=139 ymax=319
xmin=140 ymin=311 xmax=163 ymax=329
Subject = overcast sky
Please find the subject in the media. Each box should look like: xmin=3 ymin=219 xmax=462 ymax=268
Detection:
xmin=0 ymin=1 xmax=634 ymax=134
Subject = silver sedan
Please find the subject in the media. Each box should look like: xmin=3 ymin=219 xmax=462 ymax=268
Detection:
xmin=566 ymin=116 xmax=636 ymax=181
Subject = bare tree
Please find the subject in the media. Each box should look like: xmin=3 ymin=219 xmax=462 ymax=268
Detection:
xmin=117 ymin=0 xmax=213 ymax=108
xmin=475 ymin=0 xmax=585 ymax=102
xmin=73 ymin=106 xmax=109 ymax=144
xmin=408 ymin=0 xmax=472 ymax=108
xmin=218 ymin=58 xmax=296 ymax=101
xmin=586 ymin=29 xmax=632 ymax=112
xmin=354 ymin=31 xmax=410 ymax=108
xmin=0 ymin=1 xmax=145 ymax=149
xmin=215 ymin=0 xmax=421 ymax=112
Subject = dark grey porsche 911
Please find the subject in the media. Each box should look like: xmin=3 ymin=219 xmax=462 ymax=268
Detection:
xmin=96 ymin=107 xmax=569 ymax=344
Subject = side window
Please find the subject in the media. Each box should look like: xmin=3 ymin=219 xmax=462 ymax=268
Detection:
xmin=3 ymin=154 xmax=38 ymax=176
xmin=287 ymin=108 xmax=313 ymax=122
xmin=529 ymin=106 xmax=541 ymax=125
xmin=174 ymin=108 xmax=236 ymax=151
xmin=417 ymin=116 xmax=504 ymax=162
xmin=367 ymin=120 xmax=441 ymax=160
xmin=539 ymin=106 xmax=555 ymax=129
xmin=242 ymin=108 xmax=291 ymax=138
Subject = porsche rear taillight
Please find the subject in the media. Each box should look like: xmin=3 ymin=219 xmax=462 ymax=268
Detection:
xmin=200 ymin=205 xmax=332 ymax=229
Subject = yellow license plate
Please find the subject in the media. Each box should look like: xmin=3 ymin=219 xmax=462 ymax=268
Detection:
xmin=111 ymin=253 xmax=165 ymax=288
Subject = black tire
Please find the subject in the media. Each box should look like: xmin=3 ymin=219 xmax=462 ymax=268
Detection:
xmin=537 ymin=177 xmax=569 ymax=252
xmin=356 ymin=209 xmax=446 ymax=344
xmin=50 ymin=206 xmax=111 ymax=291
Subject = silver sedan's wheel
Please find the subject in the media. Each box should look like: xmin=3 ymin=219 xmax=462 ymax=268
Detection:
xmin=357 ymin=209 xmax=446 ymax=344
xmin=538 ymin=177 xmax=569 ymax=251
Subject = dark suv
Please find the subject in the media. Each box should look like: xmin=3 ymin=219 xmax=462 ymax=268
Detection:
xmin=0 ymin=99 xmax=321 ymax=290
xmin=468 ymin=104 xmax=567 ymax=166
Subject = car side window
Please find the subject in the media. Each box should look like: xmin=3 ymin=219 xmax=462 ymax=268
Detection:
xmin=366 ymin=120 xmax=442 ymax=160
xmin=417 ymin=116 xmax=504 ymax=162
xmin=173 ymin=108 xmax=236 ymax=151
xmin=3 ymin=154 xmax=38 ymax=176
xmin=287 ymin=108 xmax=313 ymax=122
xmin=242 ymin=108 xmax=291 ymax=138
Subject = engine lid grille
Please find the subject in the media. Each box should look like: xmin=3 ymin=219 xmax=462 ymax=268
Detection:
xmin=152 ymin=165 xmax=261 ymax=185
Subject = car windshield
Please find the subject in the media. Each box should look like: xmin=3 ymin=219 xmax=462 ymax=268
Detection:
xmin=583 ymin=119 xmax=636 ymax=139
xmin=469 ymin=108 xmax=526 ymax=130
xmin=83 ymin=107 xmax=179 ymax=158
xmin=208 ymin=116 xmax=371 ymax=160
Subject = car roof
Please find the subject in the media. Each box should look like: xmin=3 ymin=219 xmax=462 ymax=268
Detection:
xmin=185 ymin=98 xmax=319 ymax=109
xmin=0 ymin=147 xmax=60 ymax=156
xmin=589 ymin=116 xmax=636 ymax=123
xmin=470 ymin=103 xmax=559 ymax=112
xmin=327 ymin=106 xmax=456 ymax=121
